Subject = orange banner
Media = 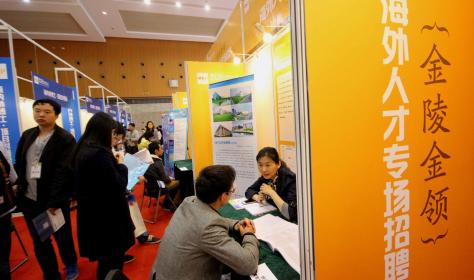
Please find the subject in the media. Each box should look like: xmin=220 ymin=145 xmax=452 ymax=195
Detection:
xmin=305 ymin=1 xmax=474 ymax=279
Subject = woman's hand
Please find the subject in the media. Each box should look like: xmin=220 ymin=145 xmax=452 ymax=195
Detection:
xmin=252 ymin=193 xmax=265 ymax=203
xmin=260 ymin=183 xmax=276 ymax=197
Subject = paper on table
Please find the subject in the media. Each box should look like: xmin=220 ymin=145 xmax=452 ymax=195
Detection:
xmin=179 ymin=166 xmax=188 ymax=171
xmin=243 ymin=201 xmax=277 ymax=216
xmin=250 ymin=263 xmax=278 ymax=280
xmin=123 ymin=154 xmax=150 ymax=190
xmin=47 ymin=208 xmax=65 ymax=232
xmin=253 ymin=214 xmax=300 ymax=273
xmin=228 ymin=197 xmax=247 ymax=210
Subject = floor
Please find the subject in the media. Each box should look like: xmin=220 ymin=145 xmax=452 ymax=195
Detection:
xmin=9 ymin=183 xmax=172 ymax=280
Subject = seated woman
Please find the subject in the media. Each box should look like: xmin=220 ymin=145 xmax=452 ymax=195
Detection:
xmin=245 ymin=147 xmax=297 ymax=222
xmin=137 ymin=131 xmax=154 ymax=151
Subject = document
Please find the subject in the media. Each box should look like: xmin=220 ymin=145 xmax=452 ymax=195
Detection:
xmin=243 ymin=201 xmax=277 ymax=216
xmin=228 ymin=197 xmax=247 ymax=210
xmin=124 ymin=154 xmax=150 ymax=190
xmin=250 ymin=263 xmax=278 ymax=280
xmin=133 ymin=148 xmax=154 ymax=164
xmin=32 ymin=209 xmax=65 ymax=242
xmin=253 ymin=214 xmax=300 ymax=273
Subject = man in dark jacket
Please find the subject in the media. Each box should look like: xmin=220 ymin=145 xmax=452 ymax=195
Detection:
xmin=15 ymin=99 xmax=79 ymax=280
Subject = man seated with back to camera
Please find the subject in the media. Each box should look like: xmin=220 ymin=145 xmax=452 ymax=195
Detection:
xmin=152 ymin=165 xmax=259 ymax=280
xmin=143 ymin=141 xmax=181 ymax=209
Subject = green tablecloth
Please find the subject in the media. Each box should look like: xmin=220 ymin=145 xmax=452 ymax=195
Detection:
xmin=174 ymin=159 xmax=193 ymax=171
xmin=219 ymin=204 xmax=300 ymax=280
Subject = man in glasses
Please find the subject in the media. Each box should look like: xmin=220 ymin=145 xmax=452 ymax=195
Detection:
xmin=152 ymin=165 xmax=259 ymax=280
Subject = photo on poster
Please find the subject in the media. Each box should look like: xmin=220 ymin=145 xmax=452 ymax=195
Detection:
xmin=213 ymin=122 xmax=233 ymax=137
xmin=211 ymin=91 xmax=231 ymax=106
xmin=230 ymin=86 xmax=252 ymax=104
xmin=213 ymin=105 xmax=234 ymax=122
xmin=232 ymin=120 xmax=253 ymax=137
xmin=231 ymin=102 xmax=253 ymax=121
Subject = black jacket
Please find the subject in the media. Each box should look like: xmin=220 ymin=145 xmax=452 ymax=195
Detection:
xmin=14 ymin=125 xmax=75 ymax=209
xmin=245 ymin=166 xmax=297 ymax=222
xmin=74 ymin=144 xmax=135 ymax=259
xmin=144 ymin=156 xmax=171 ymax=195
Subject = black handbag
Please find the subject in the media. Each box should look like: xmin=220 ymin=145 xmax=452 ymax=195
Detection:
xmin=0 ymin=154 xmax=16 ymax=218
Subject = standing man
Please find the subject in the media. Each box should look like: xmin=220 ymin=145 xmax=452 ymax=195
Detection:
xmin=15 ymin=99 xmax=79 ymax=280
xmin=125 ymin=122 xmax=139 ymax=154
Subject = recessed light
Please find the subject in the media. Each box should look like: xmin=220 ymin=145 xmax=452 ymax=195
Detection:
xmin=175 ymin=1 xmax=182 ymax=8
xmin=22 ymin=0 xmax=30 ymax=3
xmin=204 ymin=3 xmax=211 ymax=11
xmin=144 ymin=0 xmax=151 ymax=4
xmin=102 ymin=11 xmax=108 ymax=15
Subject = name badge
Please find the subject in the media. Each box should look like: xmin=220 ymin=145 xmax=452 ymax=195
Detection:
xmin=31 ymin=163 xmax=42 ymax=179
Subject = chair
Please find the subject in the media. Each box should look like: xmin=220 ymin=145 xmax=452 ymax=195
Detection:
xmin=105 ymin=269 xmax=129 ymax=280
xmin=140 ymin=180 xmax=177 ymax=224
xmin=10 ymin=221 xmax=29 ymax=273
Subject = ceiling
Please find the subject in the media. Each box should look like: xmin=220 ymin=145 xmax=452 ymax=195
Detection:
xmin=0 ymin=0 xmax=239 ymax=42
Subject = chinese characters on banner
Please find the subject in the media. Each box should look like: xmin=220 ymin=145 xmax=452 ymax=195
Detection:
xmin=106 ymin=105 xmax=119 ymax=122
xmin=0 ymin=58 xmax=21 ymax=162
xmin=419 ymin=24 xmax=451 ymax=244
xmin=85 ymin=97 xmax=104 ymax=114
xmin=381 ymin=1 xmax=410 ymax=279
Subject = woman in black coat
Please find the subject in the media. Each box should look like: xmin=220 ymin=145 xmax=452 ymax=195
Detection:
xmin=245 ymin=147 xmax=297 ymax=223
xmin=72 ymin=112 xmax=135 ymax=279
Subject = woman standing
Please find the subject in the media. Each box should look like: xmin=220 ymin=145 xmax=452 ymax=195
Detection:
xmin=245 ymin=147 xmax=297 ymax=222
xmin=145 ymin=121 xmax=162 ymax=142
xmin=72 ymin=112 xmax=135 ymax=279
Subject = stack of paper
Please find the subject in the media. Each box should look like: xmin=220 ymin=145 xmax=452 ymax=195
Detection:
xmin=32 ymin=209 xmax=65 ymax=242
xmin=243 ymin=201 xmax=277 ymax=216
xmin=253 ymin=214 xmax=300 ymax=273
xmin=228 ymin=197 xmax=247 ymax=210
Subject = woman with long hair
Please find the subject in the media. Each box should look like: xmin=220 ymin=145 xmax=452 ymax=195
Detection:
xmin=72 ymin=112 xmax=135 ymax=279
xmin=145 ymin=121 xmax=162 ymax=142
xmin=245 ymin=147 xmax=297 ymax=222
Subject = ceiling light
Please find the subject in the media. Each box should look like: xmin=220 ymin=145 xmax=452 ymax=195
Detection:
xmin=144 ymin=0 xmax=151 ymax=4
xmin=204 ymin=3 xmax=211 ymax=11
xmin=101 ymin=11 xmax=108 ymax=15
xmin=233 ymin=56 xmax=241 ymax=65
xmin=23 ymin=0 xmax=30 ymax=3
xmin=263 ymin=32 xmax=273 ymax=43
xmin=176 ymin=1 xmax=182 ymax=8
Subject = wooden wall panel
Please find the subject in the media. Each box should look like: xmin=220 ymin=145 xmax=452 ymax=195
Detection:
xmin=0 ymin=37 xmax=210 ymax=98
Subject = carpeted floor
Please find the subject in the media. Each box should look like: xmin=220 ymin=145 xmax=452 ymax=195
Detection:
xmin=9 ymin=183 xmax=172 ymax=280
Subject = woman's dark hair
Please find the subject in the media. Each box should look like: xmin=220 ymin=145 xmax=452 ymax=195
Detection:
xmin=72 ymin=112 xmax=117 ymax=164
xmin=115 ymin=122 xmax=126 ymax=136
xmin=196 ymin=165 xmax=236 ymax=204
xmin=33 ymin=99 xmax=61 ymax=115
xmin=138 ymin=130 xmax=154 ymax=143
xmin=145 ymin=121 xmax=155 ymax=131
xmin=256 ymin=147 xmax=288 ymax=169
xmin=148 ymin=141 xmax=161 ymax=155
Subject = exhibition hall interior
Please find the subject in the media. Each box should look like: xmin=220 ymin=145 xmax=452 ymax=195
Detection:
xmin=0 ymin=0 xmax=472 ymax=280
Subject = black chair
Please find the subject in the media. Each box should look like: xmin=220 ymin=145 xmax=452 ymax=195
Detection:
xmin=140 ymin=180 xmax=177 ymax=223
xmin=10 ymin=221 xmax=29 ymax=273
xmin=105 ymin=269 xmax=129 ymax=280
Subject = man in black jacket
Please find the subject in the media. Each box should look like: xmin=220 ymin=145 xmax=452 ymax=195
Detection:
xmin=15 ymin=99 xmax=79 ymax=280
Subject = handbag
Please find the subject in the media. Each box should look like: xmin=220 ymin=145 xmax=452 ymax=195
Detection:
xmin=0 ymin=155 xmax=16 ymax=218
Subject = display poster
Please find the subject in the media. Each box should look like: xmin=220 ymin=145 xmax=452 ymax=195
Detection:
xmin=162 ymin=109 xmax=188 ymax=178
xmin=209 ymin=75 xmax=258 ymax=196
xmin=119 ymin=109 xmax=127 ymax=125
xmin=172 ymin=92 xmax=188 ymax=109
xmin=127 ymin=112 xmax=132 ymax=124
xmin=32 ymin=72 xmax=81 ymax=139
xmin=185 ymin=61 xmax=245 ymax=176
xmin=85 ymin=97 xmax=104 ymax=114
xmin=0 ymin=57 xmax=21 ymax=162
xmin=106 ymin=105 xmax=119 ymax=122
xmin=305 ymin=1 xmax=474 ymax=279
xmin=272 ymin=30 xmax=296 ymax=171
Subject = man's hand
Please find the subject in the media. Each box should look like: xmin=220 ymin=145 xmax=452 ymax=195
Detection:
xmin=238 ymin=218 xmax=256 ymax=236
xmin=48 ymin=208 xmax=59 ymax=215
xmin=115 ymin=152 xmax=124 ymax=164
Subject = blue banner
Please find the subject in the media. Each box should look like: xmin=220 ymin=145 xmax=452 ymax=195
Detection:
xmin=0 ymin=57 xmax=21 ymax=162
xmin=32 ymin=72 xmax=81 ymax=140
xmin=106 ymin=105 xmax=119 ymax=121
xmin=162 ymin=109 xmax=188 ymax=177
xmin=127 ymin=112 xmax=132 ymax=124
xmin=119 ymin=109 xmax=126 ymax=125
xmin=85 ymin=97 xmax=104 ymax=114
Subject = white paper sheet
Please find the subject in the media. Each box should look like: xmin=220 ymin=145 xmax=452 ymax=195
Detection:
xmin=250 ymin=263 xmax=278 ymax=280
xmin=243 ymin=201 xmax=277 ymax=216
xmin=47 ymin=208 xmax=65 ymax=232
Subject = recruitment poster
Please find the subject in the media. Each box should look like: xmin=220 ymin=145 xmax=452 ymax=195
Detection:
xmin=304 ymin=1 xmax=474 ymax=279
xmin=85 ymin=97 xmax=104 ymax=114
xmin=106 ymin=105 xmax=119 ymax=122
xmin=32 ymin=72 xmax=81 ymax=140
xmin=272 ymin=30 xmax=297 ymax=172
xmin=209 ymin=75 xmax=258 ymax=196
xmin=162 ymin=109 xmax=188 ymax=177
xmin=0 ymin=57 xmax=21 ymax=162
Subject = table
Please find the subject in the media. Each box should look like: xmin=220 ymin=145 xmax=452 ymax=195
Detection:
xmin=173 ymin=159 xmax=194 ymax=199
xmin=219 ymin=204 xmax=300 ymax=280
